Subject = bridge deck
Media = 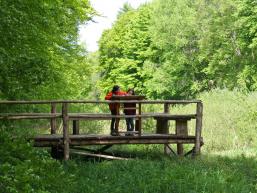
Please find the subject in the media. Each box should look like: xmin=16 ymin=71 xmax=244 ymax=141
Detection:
xmin=33 ymin=133 xmax=201 ymax=147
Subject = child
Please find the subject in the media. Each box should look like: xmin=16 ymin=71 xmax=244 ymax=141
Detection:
xmin=124 ymin=88 xmax=136 ymax=135
xmin=105 ymin=85 xmax=126 ymax=136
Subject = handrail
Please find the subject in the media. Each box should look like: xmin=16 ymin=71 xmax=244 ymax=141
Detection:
xmin=0 ymin=99 xmax=201 ymax=104
xmin=0 ymin=113 xmax=197 ymax=120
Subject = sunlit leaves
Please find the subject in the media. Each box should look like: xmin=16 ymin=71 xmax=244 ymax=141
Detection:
xmin=0 ymin=0 xmax=94 ymax=99
xmin=98 ymin=5 xmax=152 ymax=94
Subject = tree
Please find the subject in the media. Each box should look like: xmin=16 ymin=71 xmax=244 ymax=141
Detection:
xmin=117 ymin=2 xmax=134 ymax=18
xmin=98 ymin=0 xmax=257 ymax=99
xmin=145 ymin=0 xmax=206 ymax=99
xmin=0 ymin=0 xmax=94 ymax=100
xmin=236 ymin=0 xmax=257 ymax=90
xmin=98 ymin=4 xmax=152 ymax=94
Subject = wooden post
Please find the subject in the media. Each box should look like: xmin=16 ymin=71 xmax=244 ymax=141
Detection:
xmin=115 ymin=102 xmax=120 ymax=134
xmin=176 ymin=120 xmax=188 ymax=156
xmin=138 ymin=103 xmax=142 ymax=136
xmin=50 ymin=103 xmax=57 ymax=134
xmin=164 ymin=103 xmax=169 ymax=114
xmin=194 ymin=102 xmax=203 ymax=155
xmin=163 ymin=103 xmax=169 ymax=154
xmin=62 ymin=103 xmax=69 ymax=160
xmin=72 ymin=120 xmax=79 ymax=135
xmin=50 ymin=103 xmax=58 ymax=159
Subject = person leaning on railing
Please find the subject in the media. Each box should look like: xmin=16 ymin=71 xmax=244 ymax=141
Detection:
xmin=123 ymin=88 xmax=136 ymax=136
xmin=105 ymin=85 xmax=126 ymax=136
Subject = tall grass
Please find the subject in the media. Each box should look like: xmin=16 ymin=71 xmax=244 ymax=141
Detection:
xmin=65 ymin=155 xmax=256 ymax=193
xmin=200 ymin=89 xmax=257 ymax=154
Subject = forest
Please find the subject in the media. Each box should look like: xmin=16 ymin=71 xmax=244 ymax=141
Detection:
xmin=0 ymin=0 xmax=256 ymax=192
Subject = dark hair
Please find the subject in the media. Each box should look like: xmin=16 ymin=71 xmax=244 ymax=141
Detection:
xmin=127 ymin=88 xmax=135 ymax=95
xmin=112 ymin=85 xmax=120 ymax=93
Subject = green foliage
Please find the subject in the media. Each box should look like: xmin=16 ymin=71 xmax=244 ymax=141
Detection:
xmin=196 ymin=0 xmax=250 ymax=90
xmin=235 ymin=0 xmax=257 ymax=90
xmin=98 ymin=0 xmax=257 ymax=99
xmin=0 ymin=0 xmax=94 ymax=100
xmin=98 ymin=5 xmax=152 ymax=94
xmin=117 ymin=2 xmax=134 ymax=18
xmin=0 ymin=128 xmax=75 ymax=193
xmin=146 ymin=0 xmax=204 ymax=99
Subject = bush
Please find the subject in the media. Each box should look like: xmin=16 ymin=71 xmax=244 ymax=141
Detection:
xmin=0 ymin=127 xmax=75 ymax=193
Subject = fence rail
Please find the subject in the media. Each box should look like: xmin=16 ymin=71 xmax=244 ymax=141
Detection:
xmin=0 ymin=100 xmax=201 ymax=104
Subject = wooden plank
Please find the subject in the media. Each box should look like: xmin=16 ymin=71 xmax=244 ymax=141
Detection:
xmin=33 ymin=134 xmax=202 ymax=147
xmin=62 ymin=103 xmax=69 ymax=160
xmin=71 ymin=151 xmax=130 ymax=160
xmin=34 ymin=138 xmax=199 ymax=146
xmin=0 ymin=113 xmax=62 ymax=116
xmin=33 ymin=134 xmax=197 ymax=140
xmin=0 ymin=115 xmax=62 ymax=120
xmin=153 ymin=114 xmax=196 ymax=120
xmin=69 ymin=113 xmax=196 ymax=120
xmin=194 ymin=102 xmax=203 ymax=155
xmin=0 ymin=100 xmax=202 ymax=105
xmin=51 ymin=103 xmax=57 ymax=134
xmin=0 ymin=113 xmax=196 ymax=119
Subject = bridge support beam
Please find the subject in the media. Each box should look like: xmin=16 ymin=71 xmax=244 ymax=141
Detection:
xmin=194 ymin=102 xmax=203 ymax=156
xmin=62 ymin=103 xmax=70 ymax=160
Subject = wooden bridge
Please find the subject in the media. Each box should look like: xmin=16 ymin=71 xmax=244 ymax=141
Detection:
xmin=0 ymin=97 xmax=203 ymax=160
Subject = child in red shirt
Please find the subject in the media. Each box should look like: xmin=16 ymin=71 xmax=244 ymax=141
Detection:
xmin=105 ymin=85 xmax=126 ymax=136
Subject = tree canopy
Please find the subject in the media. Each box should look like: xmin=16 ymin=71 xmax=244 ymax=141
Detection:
xmin=0 ymin=0 xmax=94 ymax=100
xmin=98 ymin=0 xmax=257 ymax=99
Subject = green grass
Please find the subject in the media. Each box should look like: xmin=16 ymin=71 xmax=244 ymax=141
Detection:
xmin=1 ymin=89 xmax=257 ymax=193
xmin=65 ymin=154 xmax=256 ymax=193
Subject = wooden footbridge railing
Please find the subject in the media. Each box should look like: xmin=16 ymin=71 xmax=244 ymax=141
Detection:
xmin=0 ymin=98 xmax=203 ymax=160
